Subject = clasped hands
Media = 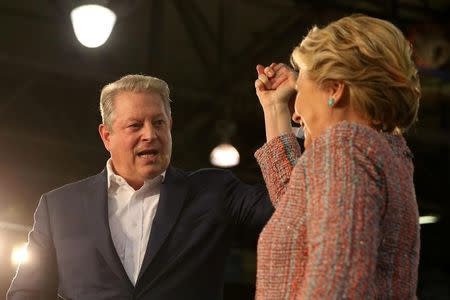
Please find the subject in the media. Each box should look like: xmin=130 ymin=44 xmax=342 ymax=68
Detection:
xmin=255 ymin=63 xmax=312 ymax=148
xmin=255 ymin=63 xmax=297 ymax=110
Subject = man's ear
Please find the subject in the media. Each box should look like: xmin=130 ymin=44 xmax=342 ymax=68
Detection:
xmin=98 ymin=124 xmax=111 ymax=151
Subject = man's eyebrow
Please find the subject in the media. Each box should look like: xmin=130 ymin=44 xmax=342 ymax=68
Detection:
xmin=124 ymin=117 xmax=141 ymax=122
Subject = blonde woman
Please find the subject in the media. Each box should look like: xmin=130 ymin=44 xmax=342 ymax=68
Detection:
xmin=254 ymin=14 xmax=421 ymax=299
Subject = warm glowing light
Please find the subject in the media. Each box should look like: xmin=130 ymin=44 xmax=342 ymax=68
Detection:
xmin=419 ymin=215 xmax=439 ymax=225
xmin=70 ymin=4 xmax=116 ymax=48
xmin=11 ymin=243 xmax=29 ymax=266
xmin=210 ymin=143 xmax=240 ymax=167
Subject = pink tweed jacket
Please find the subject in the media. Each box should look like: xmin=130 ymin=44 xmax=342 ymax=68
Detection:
xmin=254 ymin=121 xmax=420 ymax=299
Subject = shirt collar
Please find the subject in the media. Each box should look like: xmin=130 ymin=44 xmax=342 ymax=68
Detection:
xmin=106 ymin=158 xmax=166 ymax=190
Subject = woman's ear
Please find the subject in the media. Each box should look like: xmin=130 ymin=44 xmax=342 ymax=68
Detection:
xmin=329 ymin=80 xmax=345 ymax=104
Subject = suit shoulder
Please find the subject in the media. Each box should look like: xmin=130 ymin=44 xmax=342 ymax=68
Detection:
xmin=169 ymin=167 xmax=237 ymax=190
xmin=187 ymin=167 xmax=234 ymax=180
xmin=170 ymin=166 xmax=233 ymax=178
xmin=44 ymin=171 xmax=104 ymax=199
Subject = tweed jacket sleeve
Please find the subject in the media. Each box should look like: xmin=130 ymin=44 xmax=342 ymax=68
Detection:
xmin=254 ymin=133 xmax=301 ymax=207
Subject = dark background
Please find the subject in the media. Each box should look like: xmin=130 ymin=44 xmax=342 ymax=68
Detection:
xmin=0 ymin=0 xmax=449 ymax=299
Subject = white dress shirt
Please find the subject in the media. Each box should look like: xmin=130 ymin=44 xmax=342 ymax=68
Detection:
xmin=106 ymin=160 xmax=164 ymax=285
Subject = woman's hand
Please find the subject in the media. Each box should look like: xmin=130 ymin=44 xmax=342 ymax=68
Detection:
xmin=255 ymin=63 xmax=297 ymax=110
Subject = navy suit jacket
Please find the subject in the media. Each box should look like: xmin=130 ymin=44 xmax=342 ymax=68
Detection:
xmin=7 ymin=166 xmax=273 ymax=300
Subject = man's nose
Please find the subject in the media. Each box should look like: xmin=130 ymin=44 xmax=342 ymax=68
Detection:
xmin=142 ymin=123 xmax=157 ymax=140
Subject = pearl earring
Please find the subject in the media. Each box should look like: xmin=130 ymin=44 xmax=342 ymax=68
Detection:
xmin=327 ymin=97 xmax=335 ymax=107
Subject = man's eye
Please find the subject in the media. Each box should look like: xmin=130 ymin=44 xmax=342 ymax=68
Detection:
xmin=129 ymin=123 xmax=141 ymax=128
xmin=154 ymin=120 xmax=164 ymax=126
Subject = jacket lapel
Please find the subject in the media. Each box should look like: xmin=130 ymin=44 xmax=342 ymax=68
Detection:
xmin=137 ymin=166 xmax=188 ymax=282
xmin=84 ymin=170 xmax=133 ymax=287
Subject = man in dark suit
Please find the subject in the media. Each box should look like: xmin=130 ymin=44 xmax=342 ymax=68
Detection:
xmin=7 ymin=74 xmax=273 ymax=300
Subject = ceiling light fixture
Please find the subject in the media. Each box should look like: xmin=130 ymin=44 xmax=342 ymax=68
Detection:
xmin=210 ymin=120 xmax=240 ymax=168
xmin=70 ymin=4 xmax=117 ymax=48
xmin=210 ymin=143 xmax=240 ymax=168
xmin=419 ymin=215 xmax=439 ymax=225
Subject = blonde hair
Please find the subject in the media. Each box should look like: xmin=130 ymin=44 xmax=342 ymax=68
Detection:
xmin=100 ymin=74 xmax=171 ymax=128
xmin=291 ymin=14 xmax=421 ymax=133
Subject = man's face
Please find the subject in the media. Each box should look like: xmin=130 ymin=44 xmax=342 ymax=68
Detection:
xmin=99 ymin=91 xmax=172 ymax=189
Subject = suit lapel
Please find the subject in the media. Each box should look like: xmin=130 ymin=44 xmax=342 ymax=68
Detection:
xmin=84 ymin=170 xmax=133 ymax=287
xmin=137 ymin=166 xmax=188 ymax=282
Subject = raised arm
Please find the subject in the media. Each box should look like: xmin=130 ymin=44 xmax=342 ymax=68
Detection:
xmin=255 ymin=133 xmax=301 ymax=207
xmin=7 ymin=195 xmax=58 ymax=300
xmin=254 ymin=63 xmax=302 ymax=206
xmin=223 ymin=170 xmax=274 ymax=236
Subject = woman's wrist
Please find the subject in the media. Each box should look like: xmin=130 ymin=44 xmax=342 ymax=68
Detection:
xmin=262 ymin=102 xmax=291 ymax=115
xmin=262 ymin=103 xmax=292 ymax=141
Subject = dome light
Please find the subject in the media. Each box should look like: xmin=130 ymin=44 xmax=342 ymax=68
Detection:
xmin=70 ymin=4 xmax=116 ymax=48
xmin=210 ymin=143 xmax=240 ymax=168
xmin=419 ymin=215 xmax=439 ymax=225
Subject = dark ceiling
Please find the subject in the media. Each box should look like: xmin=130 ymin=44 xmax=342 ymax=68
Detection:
xmin=0 ymin=0 xmax=449 ymax=297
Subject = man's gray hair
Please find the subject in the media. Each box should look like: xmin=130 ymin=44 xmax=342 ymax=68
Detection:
xmin=100 ymin=74 xmax=171 ymax=128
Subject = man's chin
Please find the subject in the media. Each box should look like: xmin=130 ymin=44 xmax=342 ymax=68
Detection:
xmin=138 ymin=156 xmax=170 ymax=178
xmin=140 ymin=166 xmax=166 ymax=180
